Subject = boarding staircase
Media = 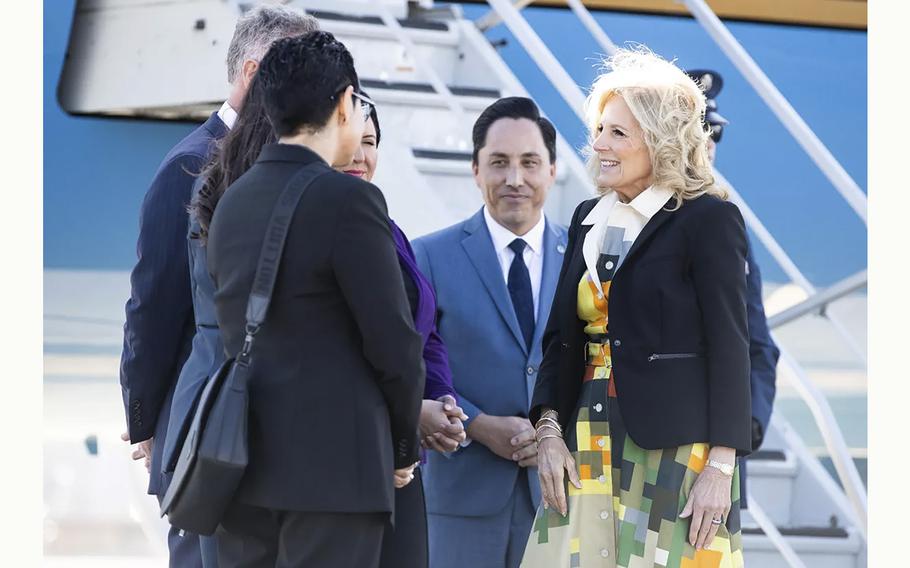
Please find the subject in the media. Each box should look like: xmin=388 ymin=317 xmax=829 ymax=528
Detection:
xmin=55 ymin=1 xmax=867 ymax=566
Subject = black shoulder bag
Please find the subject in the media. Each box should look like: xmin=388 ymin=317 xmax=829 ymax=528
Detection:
xmin=160 ymin=165 xmax=327 ymax=535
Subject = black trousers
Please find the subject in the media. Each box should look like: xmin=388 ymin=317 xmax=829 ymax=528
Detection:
xmin=215 ymin=501 xmax=385 ymax=568
xmin=379 ymin=467 xmax=428 ymax=568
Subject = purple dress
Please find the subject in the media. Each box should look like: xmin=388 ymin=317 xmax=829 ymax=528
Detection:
xmin=390 ymin=220 xmax=457 ymax=402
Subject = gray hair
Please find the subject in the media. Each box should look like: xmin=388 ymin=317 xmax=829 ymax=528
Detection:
xmin=226 ymin=4 xmax=320 ymax=84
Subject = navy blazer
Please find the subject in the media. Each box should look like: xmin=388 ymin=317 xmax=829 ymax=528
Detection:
xmin=744 ymin=242 xmax=779 ymax=448
xmin=119 ymin=112 xmax=227 ymax=495
xmin=160 ymin=180 xmax=226 ymax=475
xmin=414 ymin=209 xmax=568 ymax=517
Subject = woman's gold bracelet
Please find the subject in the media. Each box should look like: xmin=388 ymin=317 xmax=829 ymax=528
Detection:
xmin=535 ymin=423 xmax=561 ymax=437
xmin=535 ymin=416 xmax=562 ymax=434
xmin=536 ymin=433 xmax=563 ymax=443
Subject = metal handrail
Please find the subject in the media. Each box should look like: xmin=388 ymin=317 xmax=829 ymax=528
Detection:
xmin=484 ymin=0 xmax=587 ymax=121
xmin=768 ymin=270 xmax=868 ymax=330
xmin=480 ymin=0 xmax=868 ymax=540
xmin=681 ymin=0 xmax=867 ymax=224
xmin=747 ymin=498 xmax=809 ymax=568
xmin=565 ymin=0 xmax=618 ymax=55
xmin=716 ymin=171 xmax=868 ymax=365
xmin=476 ymin=0 xmax=534 ymax=31
xmin=776 ymin=349 xmax=868 ymax=535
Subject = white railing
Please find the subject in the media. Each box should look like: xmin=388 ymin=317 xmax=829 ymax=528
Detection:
xmin=747 ymin=497 xmax=809 ymax=568
xmin=681 ymin=0 xmax=867 ymax=224
xmin=480 ymin=0 xmax=868 ymax=544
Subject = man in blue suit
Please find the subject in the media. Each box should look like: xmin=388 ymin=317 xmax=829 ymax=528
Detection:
xmin=414 ymin=97 xmax=568 ymax=568
xmin=119 ymin=6 xmax=318 ymax=566
xmin=687 ymin=68 xmax=780 ymax=502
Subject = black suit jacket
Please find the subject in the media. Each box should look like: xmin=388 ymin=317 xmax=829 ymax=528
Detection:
xmin=530 ymin=193 xmax=752 ymax=455
xmin=120 ymin=112 xmax=227 ymax=494
xmin=207 ymin=143 xmax=425 ymax=513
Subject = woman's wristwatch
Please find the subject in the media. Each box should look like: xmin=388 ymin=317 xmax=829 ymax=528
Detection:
xmin=706 ymin=460 xmax=735 ymax=476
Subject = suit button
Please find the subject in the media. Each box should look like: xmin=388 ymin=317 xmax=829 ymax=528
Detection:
xmin=613 ymin=339 xmax=621 ymax=348
xmin=601 ymin=549 xmax=610 ymax=558
xmin=526 ymin=366 xmax=535 ymax=375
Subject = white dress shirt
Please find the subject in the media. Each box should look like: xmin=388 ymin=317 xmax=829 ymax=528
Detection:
xmin=483 ymin=206 xmax=546 ymax=321
xmin=217 ymin=101 xmax=238 ymax=130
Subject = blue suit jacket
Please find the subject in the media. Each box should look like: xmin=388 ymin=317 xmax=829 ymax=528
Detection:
xmin=160 ymin=180 xmax=226 ymax=476
xmin=413 ymin=209 xmax=568 ymax=517
xmin=744 ymin=241 xmax=779 ymax=448
xmin=119 ymin=112 xmax=227 ymax=495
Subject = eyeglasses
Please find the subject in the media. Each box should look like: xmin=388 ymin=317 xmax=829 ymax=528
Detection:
xmin=351 ymin=91 xmax=376 ymax=123
xmin=331 ymin=84 xmax=376 ymax=123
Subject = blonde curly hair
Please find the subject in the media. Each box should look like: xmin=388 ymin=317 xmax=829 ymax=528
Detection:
xmin=584 ymin=47 xmax=727 ymax=207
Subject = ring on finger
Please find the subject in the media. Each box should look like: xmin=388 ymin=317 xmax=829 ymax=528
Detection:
xmin=711 ymin=516 xmax=723 ymax=525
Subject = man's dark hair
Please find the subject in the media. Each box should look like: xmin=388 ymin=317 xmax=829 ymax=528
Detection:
xmin=471 ymin=97 xmax=556 ymax=164
xmin=258 ymin=31 xmax=360 ymax=137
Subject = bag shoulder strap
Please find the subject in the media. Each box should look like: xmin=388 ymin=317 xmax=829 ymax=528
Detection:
xmin=240 ymin=164 xmax=328 ymax=356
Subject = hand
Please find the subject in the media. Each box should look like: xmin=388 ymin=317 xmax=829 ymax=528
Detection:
xmin=466 ymin=414 xmax=536 ymax=464
xmin=536 ymin=436 xmax=581 ymax=516
xmin=394 ymin=462 xmax=419 ymax=489
xmin=121 ymin=431 xmax=153 ymax=474
xmin=420 ymin=397 xmax=467 ymax=453
xmin=679 ymin=457 xmax=734 ymax=549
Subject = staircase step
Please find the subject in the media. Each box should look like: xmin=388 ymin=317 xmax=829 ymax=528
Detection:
xmin=362 ymin=78 xmax=501 ymax=99
xmin=745 ymin=448 xmax=798 ymax=527
xmin=742 ymin=526 xmax=862 ymax=568
xmin=309 ymin=9 xmax=451 ymax=32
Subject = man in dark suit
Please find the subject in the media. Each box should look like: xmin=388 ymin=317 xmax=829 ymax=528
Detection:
xmin=206 ymin=32 xmax=424 ymax=567
xmin=686 ymin=69 xmax=781 ymax=503
xmin=119 ymin=7 xmax=318 ymax=566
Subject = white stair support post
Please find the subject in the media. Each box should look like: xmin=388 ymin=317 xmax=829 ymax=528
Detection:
xmin=680 ymin=0 xmax=867 ymax=224
xmin=565 ymin=0 xmax=619 ymax=56
xmin=747 ymin=498 xmax=810 ymax=568
xmin=476 ymin=0 xmax=534 ymax=31
xmin=484 ymin=0 xmax=588 ymax=122
xmin=777 ymin=349 xmax=868 ymax=537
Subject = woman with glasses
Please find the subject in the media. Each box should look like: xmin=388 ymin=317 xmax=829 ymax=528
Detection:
xmin=206 ymin=31 xmax=428 ymax=567
xmin=333 ymin=94 xmax=468 ymax=568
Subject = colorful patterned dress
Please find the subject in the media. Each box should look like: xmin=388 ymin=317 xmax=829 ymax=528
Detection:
xmin=521 ymin=190 xmax=744 ymax=568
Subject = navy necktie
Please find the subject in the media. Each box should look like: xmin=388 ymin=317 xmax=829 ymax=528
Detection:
xmin=507 ymin=238 xmax=535 ymax=350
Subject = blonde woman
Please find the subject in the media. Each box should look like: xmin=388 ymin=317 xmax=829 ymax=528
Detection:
xmin=523 ymin=48 xmax=751 ymax=567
